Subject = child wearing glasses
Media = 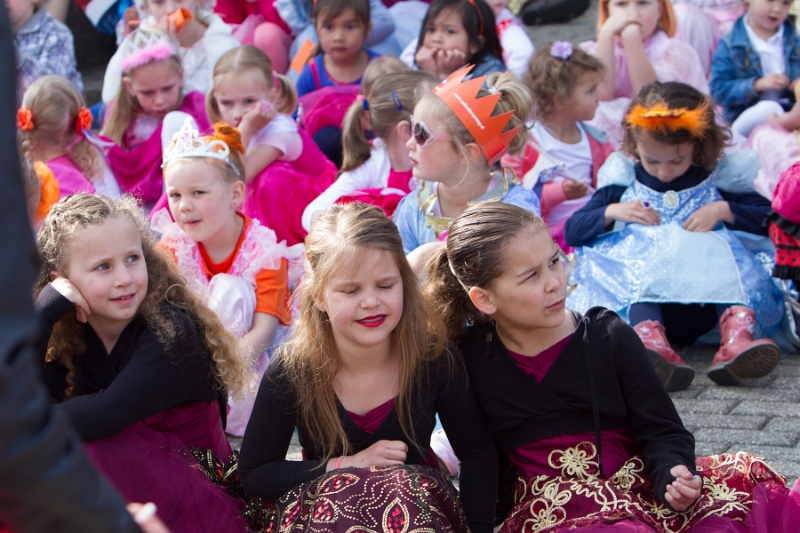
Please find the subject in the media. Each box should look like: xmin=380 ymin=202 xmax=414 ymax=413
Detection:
xmin=393 ymin=65 xmax=540 ymax=265
xmin=302 ymin=70 xmax=436 ymax=230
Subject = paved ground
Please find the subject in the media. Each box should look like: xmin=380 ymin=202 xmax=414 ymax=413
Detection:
xmin=68 ymin=0 xmax=800 ymax=485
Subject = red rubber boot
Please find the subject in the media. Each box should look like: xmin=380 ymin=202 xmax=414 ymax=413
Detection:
xmin=707 ymin=306 xmax=780 ymax=386
xmin=633 ymin=320 xmax=695 ymax=391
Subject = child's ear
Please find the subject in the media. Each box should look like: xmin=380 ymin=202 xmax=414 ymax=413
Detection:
xmin=231 ymin=180 xmax=245 ymax=208
xmin=464 ymin=142 xmax=483 ymax=164
xmin=469 ymin=286 xmax=497 ymax=316
xmin=469 ymin=35 xmax=485 ymax=56
xmin=313 ymin=293 xmax=327 ymax=314
xmin=395 ymin=120 xmax=411 ymax=142
xmin=122 ymin=75 xmax=135 ymax=96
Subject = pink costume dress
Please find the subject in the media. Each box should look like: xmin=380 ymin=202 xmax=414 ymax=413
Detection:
xmin=155 ymin=210 xmax=303 ymax=437
xmin=746 ymin=124 xmax=800 ymax=199
xmin=45 ymin=155 xmax=96 ymax=197
xmin=499 ymin=333 xmax=800 ymax=533
xmin=242 ymin=115 xmax=336 ymax=246
xmin=582 ymin=31 xmax=709 ymax=149
xmin=103 ymin=91 xmax=210 ymax=205
xmin=673 ymin=0 xmax=746 ymax=73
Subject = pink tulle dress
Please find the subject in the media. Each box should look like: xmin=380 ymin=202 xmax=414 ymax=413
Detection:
xmin=746 ymin=124 xmax=800 ymax=200
xmin=673 ymin=0 xmax=746 ymax=73
xmin=242 ymin=118 xmax=336 ymax=246
xmin=582 ymin=31 xmax=709 ymax=148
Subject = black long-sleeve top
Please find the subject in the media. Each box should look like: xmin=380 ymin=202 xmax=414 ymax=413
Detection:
xmin=564 ymin=164 xmax=772 ymax=247
xmin=456 ymin=307 xmax=696 ymax=508
xmin=238 ymin=350 xmax=498 ymax=533
xmin=36 ymin=283 xmax=224 ymax=442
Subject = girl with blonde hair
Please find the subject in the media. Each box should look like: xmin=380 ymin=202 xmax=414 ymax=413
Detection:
xmin=101 ymin=27 xmax=210 ymax=207
xmin=238 ymin=202 xmax=497 ymax=532
xmin=35 ymin=193 xmax=251 ymax=533
xmin=207 ymin=45 xmax=335 ymax=245
xmin=17 ymin=75 xmax=120 ymax=199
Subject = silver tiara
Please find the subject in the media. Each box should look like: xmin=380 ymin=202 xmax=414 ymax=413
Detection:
xmin=162 ymin=117 xmax=240 ymax=176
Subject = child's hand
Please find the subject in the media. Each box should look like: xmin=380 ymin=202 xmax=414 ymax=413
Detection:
xmin=682 ymin=201 xmax=732 ymax=232
xmin=562 ymin=179 xmax=589 ymax=200
xmin=336 ymin=439 xmax=408 ymax=470
xmin=600 ymin=8 xmax=641 ymax=39
xmin=434 ymin=48 xmax=468 ymax=77
xmin=238 ymin=101 xmax=275 ymax=140
xmin=754 ymin=73 xmax=790 ymax=93
xmin=664 ymin=464 xmax=702 ymax=511
xmin=156 ymin=15 xmax=178 ymax=37
xmin=604 ymin=201 xmax=660 ymax=227
xmin=50 ymin=275 xmax=91 ymax=323
xmin=415 ymin=46 xmax=438 ymax=74
xmin=620 ymin=21 xmax=644 ymax=42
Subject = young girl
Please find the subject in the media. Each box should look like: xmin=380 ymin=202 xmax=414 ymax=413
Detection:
xmin=502 ymin=43 xmax=612 ymax=252
xmin=101 ymin=0 xmax=238 ymax=104
xmin=35 ymin=194 xmax=252 ymax=533
xmin=294 ymin=0 xmax=380 ymax=97
xmin=17 ymin=75 xmax=120 ymax=199
xmin=425 ymin=200 xmax=798 ymax=532
xmin=302 ymin=70 xmax=435 ymax=230
xmin=405 ymin=0 xmax=506 ymax=79
xmin=207 ymin=45 xmax=336 ymax=245
xmin=583 ymin=0 xmax=708 ymax=148
xmin=156 ymin=119 xmax=301 ymax=437
xmin=564 ymin=81 xmax=783 ymax=391
xmin=101 ymin=27 xmax=210 ymax=206
xmin=238 ymin=202 xmax=498 ymax=533
xmin=710 ymin=0 xmax=800 ymax=139
xmin=393 ymin=66 xmax=541 ymax=258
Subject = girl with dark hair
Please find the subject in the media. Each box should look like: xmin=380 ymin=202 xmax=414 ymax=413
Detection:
xmin=425 ymin=200 xmax=799 ymax=532
xmin=564 ymin=81 xmax=784 ymax=392
xmin=408 ymin=0 xmax=505 ymax=79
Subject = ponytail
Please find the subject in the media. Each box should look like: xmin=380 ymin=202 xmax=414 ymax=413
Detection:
xmin=423 ymin=247 xmax=487 ymax=343
xmin=340 ymin=70 xmax=436 ymax=175
xmin=274 ymin=73 xmax=298 ymax=116
xmin=340 ymin=97 xmax=372 ymax=174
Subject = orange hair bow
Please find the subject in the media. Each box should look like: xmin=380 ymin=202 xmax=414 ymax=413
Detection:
xmin=624 ymin=103 xmax=709 ymax=137
xmin=17 ymin=107 xmax=34 ymax=131
xmin=75 ymin=107 xmax=93 ymax=134
xmin=33 ymin=161 xmax=60 ymax=222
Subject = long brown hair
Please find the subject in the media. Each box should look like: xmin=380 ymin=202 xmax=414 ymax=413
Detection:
xmin=35 ymin=194 xmax=249 ymax=400
xmin=281 ymin=203 xmax=447 ymax=461
xmin=424 ymin=202 xmax=548 ymax=343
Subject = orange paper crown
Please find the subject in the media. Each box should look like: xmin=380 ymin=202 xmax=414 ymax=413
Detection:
xmin=432 ymin=65 xmax=520 ymax=164
xmin=624 ymin=102 xmax=709 ymax=137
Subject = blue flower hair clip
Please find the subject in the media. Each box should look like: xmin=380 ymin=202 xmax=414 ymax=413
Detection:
xmin=550 ymin=41 xmax=573 ymax=60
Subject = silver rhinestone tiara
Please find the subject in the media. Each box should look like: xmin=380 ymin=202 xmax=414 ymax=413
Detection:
xmin=162 ymin=117 xmax=240 ymax=176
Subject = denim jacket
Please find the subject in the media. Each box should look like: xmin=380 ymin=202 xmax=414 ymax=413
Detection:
xmin=710 ymin=15 xmax=800 ymax=123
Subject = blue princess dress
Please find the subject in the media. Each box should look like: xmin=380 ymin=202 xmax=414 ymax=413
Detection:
xmin=394 ymin=169 xmax=541 ymax=254
xmin=564 ymin=151 xmax=785 ymax=337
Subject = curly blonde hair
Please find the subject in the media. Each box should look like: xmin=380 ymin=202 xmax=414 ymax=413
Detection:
xmin=281 ymin=203 xmax=448 ymax=463
xmin=35 ymin=194 xmax=249 ymax=400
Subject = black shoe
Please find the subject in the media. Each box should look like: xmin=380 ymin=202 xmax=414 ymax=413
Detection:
xmin=521 ymin=0 xmax=590 ymax=26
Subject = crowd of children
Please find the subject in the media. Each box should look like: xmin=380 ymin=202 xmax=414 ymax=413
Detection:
xmin=10 ymin=0 xmax=800 ymax=530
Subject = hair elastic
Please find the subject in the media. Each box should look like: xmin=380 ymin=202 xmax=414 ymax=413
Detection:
xmin=550 ymin=41 xmax=573 ymax=60
xmin=356 ymin=94 xmax=369 ymax=111
xmin=391 ymin=90 xmax=403 ymax=111
xmin=17 ymin=107 xmax=34 ymax=131
xmin=74 ymin=107 xmax=92 ymax=137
